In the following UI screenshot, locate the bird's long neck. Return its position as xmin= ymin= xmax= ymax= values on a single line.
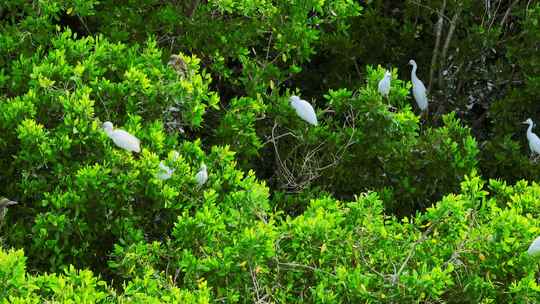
xmin=527 ymin=122 xmax=534 ymax=136
xmin=411 ymin=64 xmax=418 ymax=80
xmin=104 ymin=128 xmax=114 ymax=137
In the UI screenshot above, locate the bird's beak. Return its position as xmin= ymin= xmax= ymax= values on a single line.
xmin=522 ymin=121 xmax=528 ymax=124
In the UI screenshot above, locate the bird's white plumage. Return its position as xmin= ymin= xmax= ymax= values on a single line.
xmin=195 ymin=164 xmax=208 ymax=186
xmin=290 ymin=96 xmax=318 ymax=126
xmin=102 ymin=121 xmax=141 ymax=153
xmin=157 ymin=151 xmax=180 ymax=180
xmin=527 ymin=236 xmax=540 ymax=256
xmin=378 ymin=70 xmax=392 ymax=98
xmin=523 ymin=118 xmax=540 ymax=155
xmin=409 ymin=60 xmax=428 ymax=111
xmin=157 ymin=161 xmax=174 ymax=180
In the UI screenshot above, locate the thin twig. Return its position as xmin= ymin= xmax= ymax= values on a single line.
xmin=393 ymin=224 xmax=435 ymax=284
xmin=276 ymin=261 xmax=337 ymax=278
xmin=488 ymin=0 xmax=503 ymax=31
xmin=270 ymin=121 xmax=296 ymax=187
xmin=442 ymin=209 xmax=476 ymax=270
xmin=262 ymin=131 xmax=296 ymax=146
xmin=265 ymin=32 xmax=273 ymax=62
xmin=249 ymin=264 xmax=268 ymax=304
xmin=500 ymin=0 xmax=520 ymax=27
xmin=409 ymin=0 xmax=452 ymax=22
xmin=77 ymin=16 xmax=92 ymax=35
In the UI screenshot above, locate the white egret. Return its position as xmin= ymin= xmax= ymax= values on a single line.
xmin=195 ymin=163 xmax=208 ymax=186
xmin=157 ymin=161 xmax=174 ymax=180
xmin=408 ymin=60 xmax=428 ymax=112
xmin=156 ymin=151 xmax=180 ymax=180
xmin=378 ymin=70 xmax=392 ymax=98
xmin=527 ymin=236 xmax=540 ymax=256
xmin=523 ymin=119 xmax=540 ymax=157
xmin=102 ymin=121 xmax=141 ymax=153
xmin=290 ymin=96 xmax=318 ymax=126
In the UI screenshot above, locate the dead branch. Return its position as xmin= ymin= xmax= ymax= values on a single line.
xmin=276 ymin=261 xmax=337 ymax=278
xmin=249 ymin=264 xmax=269 ymax=304
xmin=429 ymin=0 xmax=447 ymax=91
xmin=438 ymin=8 xmax=462 ymax=90
xmin=500 ymin=0 xmax=520 ymax=27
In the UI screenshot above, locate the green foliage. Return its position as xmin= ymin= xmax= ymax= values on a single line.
xmin=0 ymin=31 xmax=219 ymax=272
xmin=263 ymin=66 xmax=478 ymax=213
xmin=481 ymin=5 xmax=540 ymax=182
xmin=0 ymin=248 xmax=212 ymax=303
xmin=216 ymin=96 xmax=266 ymax=161
xmin=1 ymin=0 xmax=540 ymax=302
xmin=70 ymin=175 xmax=540 ymax=302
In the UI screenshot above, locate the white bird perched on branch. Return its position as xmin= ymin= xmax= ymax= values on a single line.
xmin=523 ymin=118 xmax=540 ymax=158
xmin=408 ymin=60 xmax=428 ymax=112
xmin=102 ymin=121 xmax=141 ymax=153
xmin=157 ymin=162 xmax=174 ymax=180
xmin=290 ymin=95 xmax=318 ymax=126
xmin=195 ymin=163 xmax=208 ymax=186
xmin=378 ymin=70 xmax=392 ymax=98
xmin=528 ymin=236 xmax=540 ymax=256
xmin=157 ymin=151 xmax=180 ymax=180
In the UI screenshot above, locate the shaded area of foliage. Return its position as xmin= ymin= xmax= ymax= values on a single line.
xmin=1 ymin=0 xmax=540 ymax=302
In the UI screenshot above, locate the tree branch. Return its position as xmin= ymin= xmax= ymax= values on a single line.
xmin=429 ymin=0 xmax=446 ymax=92
xmin=438 ymin=8 xmax=461 ymax=90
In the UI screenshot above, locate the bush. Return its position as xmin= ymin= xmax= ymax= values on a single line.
xmin=258 ymin=66 xmax=478 ymax=214
xmin=0 ymin=31 xmax=218 ymax=272
xmin=0 ymin=248 xmax=213 ymax=303
xmin=481 ymin=5 xmax=540 ymax=183
xmin=2 ymin=1 xmax=540 ymax=302
xmin=117 ymin=174 xmax=540 ymax=302
xmin=3 ymin=174 xmax=534 ymax=302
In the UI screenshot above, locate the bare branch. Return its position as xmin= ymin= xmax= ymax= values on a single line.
xmin=488 ymin=0 xmax=503 ymax=30
xmin=438 ymin=8 xmax=462 ymax=89
xmin=429 ymin=0 xmax=446 ymax=91
xmin=500 ymin=0 xmax=520 ymax=27
xmin=276 ymin=261 xmax=337 ymax=278
xmin=408 ymin=0 xmax=452 ymax=22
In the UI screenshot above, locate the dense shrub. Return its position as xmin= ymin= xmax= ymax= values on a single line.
xmin=1 ymin=0 xmax=540 ymax=302
xmin=0 ymin=31 xmax=218 ymax=273
xmin=0 ymin=248 xmax=213 ymax=303
xmin=255 ymin=67 xmax=478 ymax=214
xmin=481 ymin=5 xmax=540 ymax=182
xmin=3 ymin=175 xmax=540 ymax=302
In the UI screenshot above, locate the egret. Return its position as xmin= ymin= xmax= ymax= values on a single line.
xmin=522 ymin=119 xmax=540 ymax=158
xmin=290 ymin=96 xmax=318 ymax=126
xmin=195 ymin=164 xmax=208 ymax=186
xmin=527 ymin=236 xmax=540 ymax=256
xmin=0 ymin=198 xmax=17 ymax=209
xmin=408 ymin=60 xmax=428 ymax=112
xmin=378 ymin=70 xmax=392 ymax=98
xmin=0 ymin=197 xmax=17 ymax=222
xmin=157 ymin=161 xmax=174 ymax=180
xmin=102 ymin=121 xmax=141 ymax=153
xmin=157 ymin=151 xmax=180 ymax=180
